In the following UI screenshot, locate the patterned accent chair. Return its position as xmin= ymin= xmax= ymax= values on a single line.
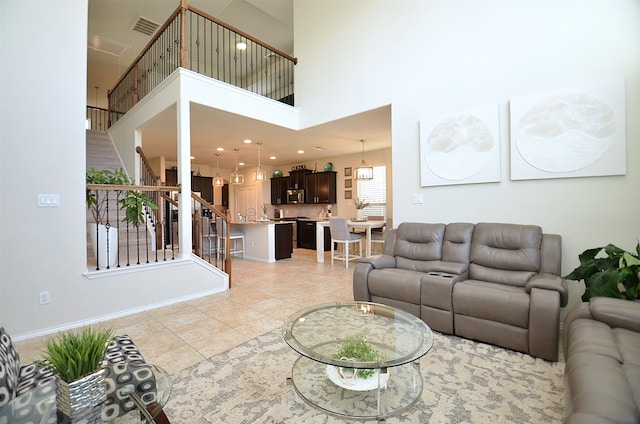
xmin=0 ymin=326 xmax=57 ymax=424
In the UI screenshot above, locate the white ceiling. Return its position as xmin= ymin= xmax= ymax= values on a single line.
xmin=87 ymin=0 xmax=391 ymax=171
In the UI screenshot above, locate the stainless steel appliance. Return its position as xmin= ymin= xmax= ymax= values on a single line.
xmin=287 ymin=189 xmax=305 ymax=204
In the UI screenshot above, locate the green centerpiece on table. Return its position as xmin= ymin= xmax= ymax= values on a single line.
xmin=333 ymin=335 xmax=383 ymax=379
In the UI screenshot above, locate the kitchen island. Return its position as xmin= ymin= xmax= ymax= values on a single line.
xmin=229 ymin=220 xmax=293 ymax=263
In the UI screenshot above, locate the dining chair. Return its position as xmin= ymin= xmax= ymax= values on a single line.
xmin=200 ymin=215 xmax=217 ymax=257
xmin=329 ymin=217 xmax=362 ymax=268
xmin=370 ymin=217 xmax=392 ymax=255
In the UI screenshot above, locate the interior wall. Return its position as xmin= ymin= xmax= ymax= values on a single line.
xmin=295 ymin=0 xmax=640 ymax=316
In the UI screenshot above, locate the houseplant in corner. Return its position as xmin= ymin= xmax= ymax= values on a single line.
xmin=40 ymin=327 xmax=113 ymax=420
xmin=564 ymin=242 xmax=640 ymax=301
xmin=86 ymin=168 xmax=157 ymax=267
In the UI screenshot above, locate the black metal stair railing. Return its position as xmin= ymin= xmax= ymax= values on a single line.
xmin=108 ymin=2 xmax=297 ymax=127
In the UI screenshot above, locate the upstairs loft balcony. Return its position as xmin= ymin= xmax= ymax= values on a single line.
xmin=107 ymin=1 xmax=297 ymax=128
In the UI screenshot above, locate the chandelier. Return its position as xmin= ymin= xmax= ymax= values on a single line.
xmin=229 ymin=148 xmax=245 ymax=185
xmin=213 ymin=153 xmax=224 ymax=186
xmin=253 ymin=142 xmax=266 ymax=182
xmin=355 ymin=139 xmax=373 ymax=180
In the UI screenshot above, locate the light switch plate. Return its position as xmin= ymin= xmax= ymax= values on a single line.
xmin=38 ymin=194 xmax=60 ymax=207
xmin=413 ymin=193 xmax=424 ymax=204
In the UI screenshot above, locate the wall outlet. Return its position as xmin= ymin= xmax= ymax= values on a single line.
xmin=39 ymin=291 xmax=50 ymax=305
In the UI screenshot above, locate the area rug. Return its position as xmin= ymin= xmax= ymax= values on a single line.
xmin=165 ymin=329 xmax=564 ymax=423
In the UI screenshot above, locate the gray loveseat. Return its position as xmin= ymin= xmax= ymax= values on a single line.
xmin=353 ymin=222 xmax=568 ymax=361
xmin=563 ymin=297 xmax=640 ymax=423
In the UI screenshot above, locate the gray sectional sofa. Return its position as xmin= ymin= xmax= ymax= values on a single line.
xmin=353 ymin=222 xmax=568 ymax=361
xmin=563 ymin=297 xmax=640 ymax=423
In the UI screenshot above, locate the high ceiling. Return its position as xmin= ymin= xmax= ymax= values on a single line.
xmin=88 ymin=0 xmax=391 ymax=171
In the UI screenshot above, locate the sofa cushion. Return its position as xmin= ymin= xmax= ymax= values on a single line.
xmin=470 ymin=223 xmax=542 ymax=287
xmin=368 ymin=268 xmax=422 ymax=305
xmin=394 ymin=223 xmax=445 ymax=270
xmin=564 ymin=318 xmax=640 ymax=423
xmin=453 ymin=280 xmax=530 ymax=328
xmin=441 ymin=222 xmax=474 ymax=264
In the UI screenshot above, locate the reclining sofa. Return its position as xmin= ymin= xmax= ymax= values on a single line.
xmin=563 ymin=297 xmax=640 ymax=423
xmin=353 ymin=222 xmax=568 ymax=361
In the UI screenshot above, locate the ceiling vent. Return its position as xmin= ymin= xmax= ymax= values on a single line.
xmin=88 ymin=34 xmax=130 ymax=57
xmin=132 ymin=16 xmax=161 ymax=36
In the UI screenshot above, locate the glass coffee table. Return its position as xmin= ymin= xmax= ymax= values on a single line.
xmin=282 ymin=301 xmax=433 ymax=421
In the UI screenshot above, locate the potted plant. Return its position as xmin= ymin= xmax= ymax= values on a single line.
xmin=86 ymin=168 xmax=157 ymax=267
xmin=564 ymin=242 xmax=640 ymax=301
xmin=332 ymin=335 xmax=383 ymax=380
xmin=353 ymin=197 xmax=370 ymax=221
xmin=39 ymin=327 xmax=113 ymax=419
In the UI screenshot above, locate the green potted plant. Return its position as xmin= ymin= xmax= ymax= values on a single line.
xmin=333 ymin=335 xmax=383 ymax=379
xmin=564 ymin=242 xmax=640 ymax=301
xmin=40 ymin=327 xmax=113 ymax=419
xmin=86 ymin=168 xmax=157 ymax=267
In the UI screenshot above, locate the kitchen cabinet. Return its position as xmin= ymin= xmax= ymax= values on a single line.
xmin=297 ymin=220 xmax=331 ymax=250
xmin=289 ymin=170 xmax=311 ymax=189
xmin=166 ymin=169 xmax=213 ymax=203
xmin=275 ymin=223 xmax=293 ymax=260
xmin=305 ymin=171 xmax=336 ymax=204
xmin=270 ymin=176 xmax=290 ymax=205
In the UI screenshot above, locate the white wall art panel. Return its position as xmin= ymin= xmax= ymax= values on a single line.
xmin=420 ymin=104 xmax=501 ymax=187
xmin=510 ymin=78 xmax=626 ymax=180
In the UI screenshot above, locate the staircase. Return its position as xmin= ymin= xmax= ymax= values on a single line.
xmin=86 ymin=130 xmax=157 ymax=269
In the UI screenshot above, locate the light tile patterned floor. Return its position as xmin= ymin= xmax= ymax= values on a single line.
xmin=15 ymin=248 xmax=355 ymax=375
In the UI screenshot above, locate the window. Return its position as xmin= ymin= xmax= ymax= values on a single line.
xmin=356 ymin=165 xmax=387 ymax=217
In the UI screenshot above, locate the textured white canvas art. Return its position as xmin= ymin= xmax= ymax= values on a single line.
xmin=420 ymin=104 xmax=501 ymax=187
xmin=510 ymin=78 xmax=626 ymax=180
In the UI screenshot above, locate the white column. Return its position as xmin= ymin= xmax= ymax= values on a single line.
xmin=177 ymin=97 xmax=192 ymax=258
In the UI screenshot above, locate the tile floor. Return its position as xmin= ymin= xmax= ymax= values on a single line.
xmin=15 ymin=249 xmax=355 ymax=376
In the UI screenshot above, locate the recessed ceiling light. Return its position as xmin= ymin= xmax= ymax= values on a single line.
xmin=237 ymin=41 xmax=247 ymax=50
xmin=297 ymin=150 xmax=304 ymax=154
xmin=243 ymin=139 xmax=252 ymax=144
xmin=216 ymin=147 xmax=224 ymax=151
xmin=313 ymin=146 xmax=327 ymax=151
xmin=269 ymin=156 xmax=276 ymax=160
xmin=239 ymin=162 xmax=245 ymax=166
xmin=190 ymin=156 xmax=195 ymax=160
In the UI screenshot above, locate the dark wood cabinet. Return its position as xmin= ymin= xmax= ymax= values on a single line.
xmin=289 ymin=170 xmax=311 ymax=189
xmin=305 ymin=171 xmax=336 ymax=204
xmin=275 ymin=223 xmax=293 ymax=260
xmin=221 ymin=184 xmax=229 ymax=207
xmin=166 ymin=169 xmax=213 ymax=203
xmin=270 ymin=176 xmax=290 ymax=205
xmin=297 ymin=221 xmax=331 ymax=250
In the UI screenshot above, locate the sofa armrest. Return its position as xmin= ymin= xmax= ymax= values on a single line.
xmin=589 ymin=297 xmax=640 ymax=332
xmin=358 ymin=254 xmax=396 ymax=269
xmin=526 ymin=273 xmax=568 ymax=307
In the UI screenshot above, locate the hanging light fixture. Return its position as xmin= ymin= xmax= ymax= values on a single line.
xmin=355 ymin=139 xmax=373 ymax=180
xmin=253 ymin=142 xmax=266 ymax=182
xmin=213 ymin=153 xmax=224 ymax=186
xmin=229 ymin=148 xmax=245 ymax=185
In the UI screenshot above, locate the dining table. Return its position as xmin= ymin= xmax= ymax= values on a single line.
xmin=316 ymin=219 xmax=387 ymax=262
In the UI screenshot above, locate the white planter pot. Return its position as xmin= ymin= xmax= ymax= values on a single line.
xmin=89 ymin=223 xmax=118 ymax=268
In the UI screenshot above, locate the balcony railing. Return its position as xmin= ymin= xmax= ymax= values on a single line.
xmin=108 ymin=1 xmax=297 ymax=127
xmin=86 ymin=106 xmax=110 ymax=131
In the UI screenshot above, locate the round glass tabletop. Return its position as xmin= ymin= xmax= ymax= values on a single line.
xmin=282 ymin=301 xmax=433 ymax=370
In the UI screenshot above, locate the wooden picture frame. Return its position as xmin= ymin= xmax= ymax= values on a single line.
xmin=344 ymin=167 xmax=352 ymax=177
xmin=345 ymin=190 xmax=352 ymax=199
xmin=344 ymin=179 xmax=352 ymax=188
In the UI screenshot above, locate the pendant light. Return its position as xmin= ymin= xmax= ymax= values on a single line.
xmin=229 ymin=148 xmax=245 ymax=185
xmin=355 ymin=139 xmax=373 ymax=180
xmin=213 ymin=153 xmax=224 ymax=186
xmin=253 ymin=142 xmax=266 ymax=182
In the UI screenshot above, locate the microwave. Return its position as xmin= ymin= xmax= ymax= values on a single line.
xmin=287 ymin=189 xmax=305 ymax=204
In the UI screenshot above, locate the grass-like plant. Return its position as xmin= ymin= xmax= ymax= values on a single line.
xmin=40 ymin=327 xmax=113 ymax=383
xmin=333 ymin=335 xmax=383 ymax=379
